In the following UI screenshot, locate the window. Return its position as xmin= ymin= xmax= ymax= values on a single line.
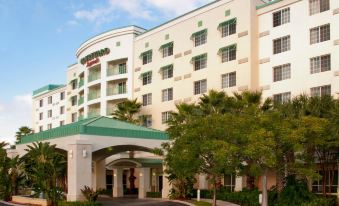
xmin=273 ymin=64 xmax=291 ymax=82
xmin=39 ymin=126 xmax=43 ymax=132
xmin=48 ymin=110 xmax=52 ymax=118
xmin=222 ymin=72 xmax=236 ymax=88
xmin=48 ymin=96 xmax=52 ymax=104
xmin=162 ymin=88 xmax=173 ymax=102
xmin=60 ymin=92 xmax=65 ymax=100
xmin=60 ymin=121 xmax=64 ymax=126
xmin=193 ymin=30 xmax=207 ymax=47
xmin=220 ymin=18 xmax=236 ymax=37
xmin=309 ymin=0 xmax=330 ymax=15
xmin=39 ymin=99 xmax=43 ymax=107
xmin=310 ymin=85 xmax=331 ymax=97
xmin=118 ymin=82 xmax=127 ymax=94
xmin=71 ymin=113 xmax=77 ymax=123
xmin=141 ymin=50 xmax=152 ymax=65
xmin=39 ymin=112 xmax=43 ymax=120
xmin=142 ymin=72 xmax=152 ymax=85
xmin=141 ymin=115 xmax=152 ymax=127
xmin=60 ymin=106 xmax=65 ymax=115
xmin=194 ymin=79 xmax=207 ymax=95
xmin=142 ymin=93 xmax=152 ymax=106
xmin=47 ymin=124 xmax=52 ymax=130
xmin=71 ymin=96 xmax=77 ymax=106
xmin=118 ymin=63 xmax=127 ymax=74
xmin=224 ymin=174 xmax=236 ymax=192
xmin=310 ymin=24 xmax=330 ymax=44
xmin=162 ymin=43 xmax=173 ymax=58
xmin=310 ymin=54 xmax=331 ymax=74
xmin=193 ymin=54 xmax=207 ymax=71
xmin=312 ymin=170 xmax=338 ymax=193
xmin=273 ymin=35 xmax=290 ymax=54
xmin=162 ymin=65 xmax=173 ymax=79
xmin=162 ymin=111 xmax=172 ymax=124
xmin=71 ymin=80 xmax=77 ymax=90
xmin=273 ymin=92 xmax=291 ymax=104
xmin=273 ymin=8 xmax=290 ymax=27
xmin=220 ymin=45 xmax=237 ymax=63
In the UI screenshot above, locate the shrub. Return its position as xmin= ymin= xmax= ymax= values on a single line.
xmin=217 ymin=189 xmax=260 ymax=206
xmin=58 ymin=201 xmax=101 ymax=206
xmin=146 ymin=192 xmax=162 ymax=198
xmin=80 ymin=186 xmax=103 ymax=203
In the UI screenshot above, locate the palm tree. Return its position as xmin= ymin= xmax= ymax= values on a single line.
xmin=112 ymin=99 xmax=142 ymax=123
xmin=15 ymin=126 xmax=33 ymax=144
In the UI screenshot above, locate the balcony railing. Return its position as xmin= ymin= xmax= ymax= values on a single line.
xmin=107 ymin=86 xmax=127 ymax=96
xmin=107 ymin=64 xmax=127 ymax=76
xmin=88 ymin=91 xmax=101 ymax=101
xmin=78 ymin=96 xmax=84 ymax=105
xmin=88 ymin=73 xmax=101 ymax=83
xmin=78 ymin=79 xmax=84 ymax=88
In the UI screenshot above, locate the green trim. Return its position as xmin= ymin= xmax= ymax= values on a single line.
xmin=159 ymin=42 xmax=173 ymax=50
xmin=69 ymin=79 xmax=77 ymax=84
xmin=139 ymin=71 xmax=152 ymax=79
xmin=256 ymin=0 xmax=282 ymax=10
xmin=18 ymin=116 xmax=168 ymax=145
xmin=218 ymin=44 xmax=237 ymax=54
xmin=191 ymin=53 xmax=207 ymax=62
xmin=139 ymin=49 xmax=152 ymax=58
xmin=33 ymin=85 xmax=65 ymax=96
xmin=159 ymin=64 xmax=173 ymax=72
xmin=191 ymin=29 xmax=207 ymax=38
xmin=218 ymin=18 xmax=237 ymax=28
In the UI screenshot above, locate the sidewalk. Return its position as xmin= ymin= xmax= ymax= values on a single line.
xmin=195 ymin=198 xmax=240 ymax=206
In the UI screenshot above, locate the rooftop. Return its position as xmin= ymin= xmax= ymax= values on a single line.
xmin=19 ymin=116 xmax=169 ymax=145
xmin=33 ymin=84 xmax=65 ymax=97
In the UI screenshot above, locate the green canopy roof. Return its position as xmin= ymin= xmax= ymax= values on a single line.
xmin=139 ymin=49 xmax=152 ymax=58
xmin=159 ymin=42 xmax=173 ymax=50
xmin=191 ymin=53 xmax=207 ymax=62
xmin=18 ymin=116 xmax=168 ymax=145
xmin=218 ymin=44 xmax=237 ymax=54
xmin=159 ymin=64 xmax=173 ymax=72
xmin=218 ymin=18 xmax=237 ymax=28
xmin=191 ymin=29 xmax=207 ymax=38
xmin=139 ymin=71 xmax=152 ymax=79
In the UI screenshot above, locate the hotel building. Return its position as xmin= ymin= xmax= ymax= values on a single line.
xmin=30 ymin=0 xmax=339 ymax=196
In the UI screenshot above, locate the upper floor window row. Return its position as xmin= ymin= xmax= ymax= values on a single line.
xmin=140 ymin=71 xmax=152 ymax=85
xmin=192 ymin=53 xmax=207 ymax=71
xmin=160 ymin=42 xmax=173 ymax=58
xmin=160 ymin=64 xmax=173 ymax=80
xmin=310 ymin=85 xmax=331 ymax=97
xmin=192 ymin=29 xmax=207 ymax=47
xmin=310 ymin=24 xmax=330 ymax=45
xmin=309 ymin=0 xmax=330 ymax=15
xmin=310 ymin=54 xmax=331 ymax=74
xmin=140 ymin=50 xmax=152 ymax=65
xmin=273 ymin=8 xmax=290 ymax=27
xmin=273 ymin=35 xmax=290 ymax=54
xmin=273 ymin=63 xmax=291 ymax=82
xmin=218 ymin=18 xmax=237 ymax=37
xmin=219 ymin=44 xmax=237 ymax=63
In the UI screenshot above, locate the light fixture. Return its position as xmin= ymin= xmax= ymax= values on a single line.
xmin=152 ymin=172 xmax=156 ymax=176
xmin=140 ymin=173 xmax=143 ymax=177
xmin=69 ymin=150 xmax=73 ymax=159
xmin=83 ymin=149 xmax=87 ymax=158
xmin=113 ymin=174 xmax=117 ymax=177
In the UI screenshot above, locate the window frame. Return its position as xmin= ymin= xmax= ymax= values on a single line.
xmin=273 ymin=8 xmax=290 ymax=27
xmin=222 ymin=72 xmax=236 ymax=88
xmin=273 ymin=92 xmax=291 ymax=104
xmin=273 ymin=35 xmax=291 ymax=54
xmin=194 ymin=79 xmax=207 ymax=95
xmin=273 ymin=63 xmax=291 ymax=82
xmin=162 ymin=88 xmax=173 ymax=102
xmin=142 ymin=93 xmax=152 ymax=106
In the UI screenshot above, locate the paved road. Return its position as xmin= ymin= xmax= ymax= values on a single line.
xmin=99 ymin=197 xmax=187 ymax=206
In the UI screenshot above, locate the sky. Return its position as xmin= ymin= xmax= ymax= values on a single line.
xmin=0 ymin=0 xmax=213 ymax=144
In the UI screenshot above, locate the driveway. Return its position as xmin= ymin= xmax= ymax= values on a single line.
xmin=99 ymin=197 xmax=187 ymax=206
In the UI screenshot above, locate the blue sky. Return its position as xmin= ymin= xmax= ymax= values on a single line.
xmin=0 ymin=0 xmax=212 ymax=143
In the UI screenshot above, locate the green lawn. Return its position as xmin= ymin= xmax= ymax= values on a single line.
xmin=186 ymin=200 xmax=212 ymax=206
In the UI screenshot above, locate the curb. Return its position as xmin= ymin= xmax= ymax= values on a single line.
xmin=170 ymin=200 xmax=195 ymax=206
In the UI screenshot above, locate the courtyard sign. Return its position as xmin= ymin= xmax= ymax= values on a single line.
xmin=80 ymin=48 xmax=110 ymax=66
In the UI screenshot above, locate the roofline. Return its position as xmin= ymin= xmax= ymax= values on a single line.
xmin=33 ymin=85 xmax=66 ymax=98
xmin=68 ymin=62 xmax=78 ymax=68
xmin=256 ymin=0 xmax=282 ymax=10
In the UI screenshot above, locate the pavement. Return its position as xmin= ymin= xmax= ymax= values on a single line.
xmin=195 ymin=198 xmax=240 ymax=206
xmin=99 ymin=197 xmax=188 ymax=206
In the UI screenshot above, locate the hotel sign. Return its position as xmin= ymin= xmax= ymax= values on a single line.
xmin=80 ymin=48 xmax=110 ymax=67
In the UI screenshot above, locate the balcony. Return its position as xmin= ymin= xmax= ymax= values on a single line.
xmin=107 ymin=63 xmax=127 ymax=76
xmin=107 ymin=83 xmax=127 ymax=96
xmin=88 ymin=91 xmax=101 ymax=101
xmin=78 ymin=79 xmax=84 ymax=88
xmin=78 ymin=96 xmax=84 ymax=105
xmin=88 ymin=73 xmax=101 ymax=83
xmin=88 ymin=111 xmax=100 ymax=118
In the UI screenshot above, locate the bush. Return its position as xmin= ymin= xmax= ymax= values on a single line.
xmin=146 ymin=192 xmax=162 ymax=198
xmin=217 ymin=189 xmax=260 ymax=206
xmin=58 ymin=201 xmax=101 ymax=206
xmin=80 ymin=186 xmax=103 ymax=203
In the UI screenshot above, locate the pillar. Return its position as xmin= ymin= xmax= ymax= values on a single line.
xmin=139 ymin=168 xmax=151 ymax=199
xmin=162 ymin=165 xmax=171 ymax=199
xmin=67 ymin=144 xmax=92 ymax=201
xmin=113 ymin=168 xmax=123 ymax=197
xmin=234 ymin=175 xmax=245 ymax=192
xmin=93 ymin=159 xmax=106 ymax=190
xmin=198 ymin=174 xmax=208 ymax=189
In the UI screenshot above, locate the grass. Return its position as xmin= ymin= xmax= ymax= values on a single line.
xmin=186 ymin=200 xmax=212 ymax=206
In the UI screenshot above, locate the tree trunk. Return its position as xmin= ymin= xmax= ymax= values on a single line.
xmin=213 ymin=181 xmax=217 ymax=206
xmin=261 ymin=170 xmax=268 ymax=206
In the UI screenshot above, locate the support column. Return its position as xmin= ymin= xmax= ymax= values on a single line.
xmin=93 ymin=159 xmax=106 ymax=190
xmin=198 ymin=174 xmax=208 ymax=189
xmin=234 ymin=175 xmax=245 ymax=192
xmin=113 ymin=168 xmax=123 ymax=197
xmin=139 ymin=168 xmax=151 ymax=199
xmin=162 ymin=165 xmax=171 ymax=199
xmin=67 ymin=144 xmax=92 ymax=201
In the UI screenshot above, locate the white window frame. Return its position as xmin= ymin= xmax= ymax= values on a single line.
xmin=310 ymin=85 xmax=331 ymax=97
xmin=194 ymin=33 xmax=207 ymax=47
xmin=194 ymin=79 xmax=207 ymax=95
xmin=310 ymin=24 xmax=330 ymax=45
xmin=142 ymin=93 xmax=152 ymax=106
xmin=309 ymin=0 xmax=330 ymax=15
xmin=273 ymin=92 xmax=291 ymax=104
xmin=273 ymin=8 xmax=290 ymax=27
xmin=162 ymin=88 xmax=173 ymax=102
xmin=162 ymin=111 xmax=172 ymax=124
xmin=310 ymin=54 xmax=331 ymax=74
xmin=222 ymin=72 xmax=236 ymax=88
xmin=273 ymin=64 xmax=291 ymax=82
xmin=273 ymin=35 xmax=290 ymax=54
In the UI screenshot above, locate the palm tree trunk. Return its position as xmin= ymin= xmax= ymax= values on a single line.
xmin=261 ymin=170 xmax=268 ymax=206
xmin=213 ymin=182 xmax=217 ymax=206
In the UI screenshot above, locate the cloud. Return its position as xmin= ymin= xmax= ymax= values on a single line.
xmin=73 ymin=0 xmax=214 ymax=26
xmin=57 ymin=20 xmax=80 ymax=33
xmin=0 ymin=94 xmax=32 ymax=145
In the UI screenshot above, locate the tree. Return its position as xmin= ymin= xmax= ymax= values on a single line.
xmin=15 ymin=126 xmax=33 ymax=144
xmin=111 ymin=99 xmax=142 ymax=123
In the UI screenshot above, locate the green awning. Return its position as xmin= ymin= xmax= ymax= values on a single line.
xmin=218 ymin=18 xmax=237 ymax=28
xmin=159 ymin=42 xmax=173 ymax=50
xmin=191 ymin=53 xmax=207 ymax=62
xmin=139 ymin=50 xmax=152 ymax=58
xmin=69 ymin=79 xmax=77 ymax=84
xmin=191 ymin=29 xmax=207 ymax=38
xmin=139 ymin=71 xmax=152 ymax=79
xmin=218 ymin=44 xmax=237 ymax=54
xmin=159 ymin=64 xmax=173 ymax=72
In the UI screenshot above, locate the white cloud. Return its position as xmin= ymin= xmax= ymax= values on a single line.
xmin=0 ymin=94 xmax=32 ymax=145
xmin=73 ymin=0 xmax=214 ymax=25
